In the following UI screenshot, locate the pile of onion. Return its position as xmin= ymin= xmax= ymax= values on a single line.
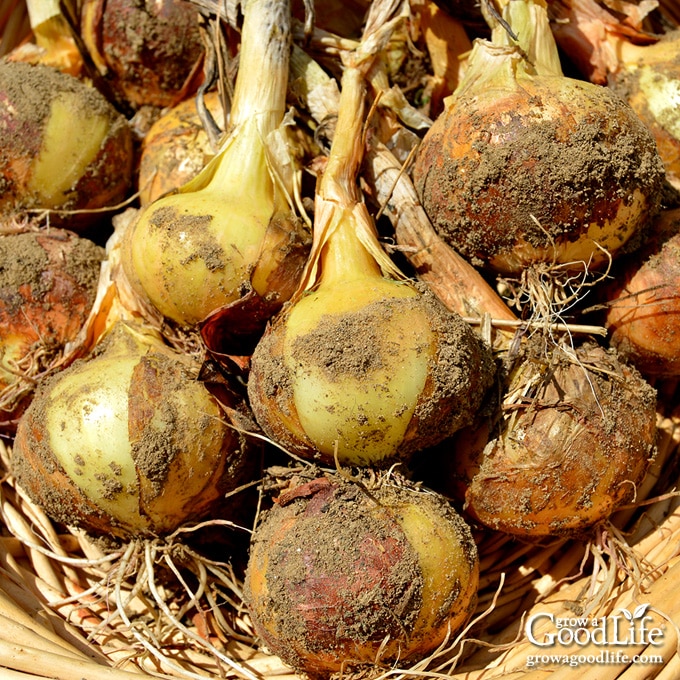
xmin=412 ymin=0 xmax=665 ymax=276
xmin=247 ymin=46 xmax=495 ymax=468
xmin=122 ymin=0 xmax=310 ymax=329
xmin=244 ymin=472 xmax=479 ymax=675
xmin=0 ymin=227 xmax=104 ymax=431
xmin=0 ymin=60 xmax=133 ymax=231
xmin=11 ymin=321 xmax=257 ymax=538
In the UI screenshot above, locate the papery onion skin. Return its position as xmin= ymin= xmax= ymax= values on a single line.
xmin=80 ymin=0 xmax=204 ymax=110
xmin=0 ymin=227 xmax=104 ymax=430
xmin=604 ymin=208 xmax=680 ymax=378
xmin=443 ymin=341 xmax=657 ymax=538
xmin=11 ymin=322 xmax=256 ymax=538
xmin=247 ymin=283 xmax=495 ymax=467
xmin=0 ymin=61 xmax=133 ymax=230
xmin=412 ymin=43 xmax=664 ymax=274
xmin=244 ymin=475 xmax=479 ymax=675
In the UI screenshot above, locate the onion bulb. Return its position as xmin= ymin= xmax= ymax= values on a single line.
xmin=122 ymin=0 xmax=310 ymax=327
xmin=11 ymin=321 xmax=256 ymax=538
xmin=550 ymin=0 xmax=680 ymax=190
xmin=0 ymin=227 xmax=104 ymax=431
xmin=79 ymin=0 xmax=204 ymax=110
xmin=244 ymin=473 xmax=479 ymax=675
xmin=138 ymin=91 xmax=226 ymax=206
xmin=0 ymin=61 xmax=133 ymax=230
xmin=412 ymin=0 xmax=664 ymax=275
xmin=604 ymin=208 xmax=680 ymax=378
xmin=443 ymin=340 xmax=657 ymax=538
xmin=247 ymin=60 xmax=495 ymax=467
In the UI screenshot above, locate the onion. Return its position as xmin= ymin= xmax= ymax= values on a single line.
xmin=604 ymin=208 xmax=680 ymax=378
xmin=412 ymin=0 xmax=664 ymax=275
xmin=122 ymin=0 xmax=310 ymax=328
xmin=247 ymin=56 xmax=495 ymax=467
xmin=11 ymin=321 xmax=256 ymax=538
xmin=0 ymin=61 xmax=134 ymax=231
xmin=244 ymin=473 xmax=479 ymax=675
xmin=79 ymin=0 xmax=204 ymax=110
xmin=0 ymin=227 xmax=104 ymax=431
xmin=439 ymin=338 xmax=658 ymax=538
xmin=550 ymin=0 xmax=680 ymax=190
xmin=137 ymin=90 xmax=226 ymax=206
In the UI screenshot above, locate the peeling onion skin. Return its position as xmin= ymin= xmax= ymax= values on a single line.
xmin=244 ymin=475 xmax=479 ymax=675
xmin=11 ymin=322 xmax=256 ymax=539
xmin=604 ymin=208 xmax=680 ymax=378
xmin=0 ymin=228 xmax=104 ymax=430
xmin=412 ymin=42 xmax=665 ymax=274
xmin=0 ymin=61 xmax=133 ymax=231
xmin=443 ymin=342 xmax=657 ymax=538
xmin=247 ymin=284 xmax=496 ymax=467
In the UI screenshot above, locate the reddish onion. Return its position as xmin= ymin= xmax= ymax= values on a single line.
xmin=244 ymin=474 xmax=479 ymax=675
xmin=604 ymin=208 xmax=680 ymax=378
xmin=412 ymin=0 xmax=664 ymax=275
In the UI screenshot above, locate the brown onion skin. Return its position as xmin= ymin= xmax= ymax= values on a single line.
xmin=80 ymin=0 xmax=204 ymax=110
xmin=441 ymin=342 xmax=657 ymax=538
xmin=0 ymin=228 xmax=104 ymax=430
xmin=604 ymin=209 xmax=680 ymax=378
xmin=244 ymin=475 xmax=479 ymax=675
xmin=412 ymin=70 xmax=664 ymax=274
xmin=0 ymin=61 xmax=133 ymax=231
xmin=138 ymin=91 xmax=225 ymax=206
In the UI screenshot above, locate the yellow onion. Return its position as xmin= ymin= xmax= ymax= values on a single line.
xmin=244 ymin=473 xmax=479 ymax=675
xmin=0 ymin=227 xmax=104 ymax=431
xmin=247 ymin=62 xmax=495 ymax=468
xmin=551 ymin=0 xmax=680 ymax=190
xmin=441 ymin=340 xmax=657 ymax=538
xmin=122 ymin=0 xmax=310 ymax=328
xmin=412 ymin=0 xmax=664 ymax=275
xmin=79 ymin=0 xmax=204 ymax=110
xmin=137 ymin=90 xmax=226 ymax=206
xmin=0 ymin=61 xmax=133 ymax=231
xmin=11 ymin=321 xmax=256 ymax=538
xmin=604 ymin=208 xmax=680 ymax=378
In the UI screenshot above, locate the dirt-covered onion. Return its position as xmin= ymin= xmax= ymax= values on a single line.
xmin=247 ymin=60 xmax=495 ymax=468
xmin=604 ymin=208 xmax=680 ymax=378
xmin=441 ymin=340 xmax=657 ymax=538
xmin=244 ymin=474 xmax=479 ymax=675
xmin=0 ymin=227 xmax=104 ymax=430
xmin=412 ymin=0 xmax=664 ymax=275
xmin=79 ymin=0 xmax=204 ymax=110
xmin=11 ymin=321 xmax=256 ymax=538
xmin=0 ymin=61 xmax=133 ymax=230
xmin=122 ymin=0 xmax=310 ymax=328
xmin=550 ymin=0 xmax=680 ymax=189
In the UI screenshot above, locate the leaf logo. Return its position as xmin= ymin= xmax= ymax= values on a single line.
xmin=620 ymin=604 xmax=651 ymax=620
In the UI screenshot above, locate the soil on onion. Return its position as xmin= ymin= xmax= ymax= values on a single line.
xmin=249 ymin=284 xmax=495 ymax=464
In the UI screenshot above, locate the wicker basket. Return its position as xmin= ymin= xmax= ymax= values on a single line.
xmin=1 ymin=397 xmax=679 ymax=680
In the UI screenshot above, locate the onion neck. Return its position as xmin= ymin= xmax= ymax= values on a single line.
xmin=229 ymin=0 xmax=291 ymax=134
